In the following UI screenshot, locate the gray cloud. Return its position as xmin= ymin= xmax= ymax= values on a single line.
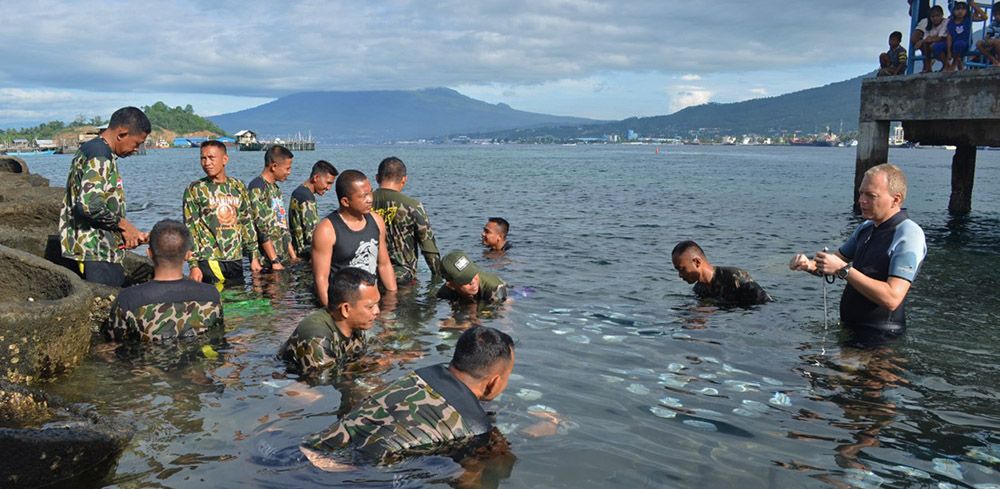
xmin=0 ymin=0 xmax=908 ymax=98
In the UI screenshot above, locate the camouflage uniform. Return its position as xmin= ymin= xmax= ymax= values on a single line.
xmin=305 ymin=363 xmax=493 ymax=463
xmin=279 ymin=309 xmax=368 ymax=375
xmin=247 ymin=176 xmax=292 ymax=267
xmin=372 ymin=188 xmax=441 ymax=282
xmin=693 ymin=266 xmax=773 ymax=307
xmin=288 ymin=184 xmax=318 ymax=257
xmin=437 ymin=271 xmax=507 ymax=304
xmin=104 ymin=279 xmax=223 ymax=342
xmin=58 ymin=137 xmax=127 ymax=264
xmin=182 ymin=176 xmax=259 ymax=268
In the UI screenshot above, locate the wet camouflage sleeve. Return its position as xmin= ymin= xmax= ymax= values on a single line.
xmin=106 ymin=300 xmax=222 ymax=342
xmin=249 ymin=184 xmax=277 ymax=248
xmin=289 ymin=196 xmax=318 ymax=256
xmin=283 ymin=331 xmax=367 ymax=375
xmin=237 ymin=181 xmax=259 ymax=260
xmin=735 ymin=274 xmax=773 ymax=306
xmin=182 ymin=183 xmax=210 ymax=265
xmin=306 ymin=372 xmax=478 ymax=462
xmin=413 ymin=203 xmax=442 ymax=277
xmin=59 ymin=153 xmax=126 ymax=263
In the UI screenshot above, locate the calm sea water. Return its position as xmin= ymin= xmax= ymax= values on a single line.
xmin=26 ymin=144 xmax=1000 ymax=488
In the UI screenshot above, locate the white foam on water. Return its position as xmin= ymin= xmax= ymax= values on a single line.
xmin=649 ymin=406 xmax=677 ymax=419
xmin=732 ymin=408 xmax=759 ymax=417
xmin=516 ymin=388 xmax=543 ymax=401
xmin=567 ymin=335 xmax=591 ymax=344
xmin=842 ymin=468 xmax=885 ymax=489
xmin=659 ymin=396 xmax=683 ymax=408
xmin=768 ymin=392 xmax=792 ymax=407
xmin=495 ymin=422 xmax=519 ymax=435
xmin=932 ymin=458 xmax=963 ymax=480
xmin=968 ymin=448 xmax=1000 ymax=464
xmin=762 ymin=377 xmax=784 ymax=386
xmin=602 ymin=335 xmax=627 ymax=343
xmin=890 ymin=465 xmax=930 ymax=479
xmin=527 ymin=404 xmax=558 ymax=415
xmin=722 ymin=363 xmax=751 ymax=375
xmin=552 ymin=328 xmax=574 ymax=335
xmin=682 ymin=420 xmax=718 ymax=431
xmin=699 ymin=387 xmax=719 ymax=396
xmin=627 ymin=383 xmax=650 ymax=395
xmin=698 ymin=373 xmax=718 ymax=379
xmin=658 ymin=375 xmax=689 ymax=389
xmin=600 ymin=374 xmax=624 ymax=383
xmin=671 ymin=333 xmax=692 ymax=339
xmin=548 ymin=308 xmax=573 ymax=314
xmin=742 ymin=399 xmax=769 ymax=412
xmin=702 ymin=356 xmax=720 ymax=364
xmin=667 ymin=363 xmax=686 ymax=372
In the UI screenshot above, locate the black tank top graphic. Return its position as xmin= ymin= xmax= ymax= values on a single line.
xmin=327 ymin=212 xmax=380 ymax=275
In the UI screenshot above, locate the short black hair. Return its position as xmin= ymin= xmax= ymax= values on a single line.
xmin=451 ymin=326 xmax=515 ymax=380
xmin=890 ymin=31 xmax=903 ymax=42
xmin=953 ymin=1 xmax=968 ymax=9
xmin=335 ymin=169 xmax=369 ymax=201
xmin=200 ymin=139 xmax=227 ymax=154
xmin=149 ymin=219 xmax=192 ymax=266
xmin=930 ymin=5 xmax=944 ymax=15
xmin=376 ymin=156 xmax=407 ymax=183
xmin=328 ymin=267 xmax=377 ymax=311
xmin=671 ymin=240 xmax=705 ymax=259
xmin=311 ymin=160 xmax=338 ymax=178
xmin=488 ymin=217 xmax=509 ymax=237
xmin=108 ymin=106 xmax=151 ymax=135
xmin=264 ymin=144 xmax=294 ymax=166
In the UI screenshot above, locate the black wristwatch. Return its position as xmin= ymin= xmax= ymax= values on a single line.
xmin=836 ymin=264 xmax=852 ymax=280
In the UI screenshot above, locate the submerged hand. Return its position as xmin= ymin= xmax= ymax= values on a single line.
xmin=789 ymin=253 xmax=813 ymax=272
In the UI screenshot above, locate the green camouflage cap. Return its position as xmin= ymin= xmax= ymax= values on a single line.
xmin=441 ymin=250 xmax=480 ymax=285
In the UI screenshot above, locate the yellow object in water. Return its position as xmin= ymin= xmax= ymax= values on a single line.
xmin=201 ymin=344 xmax=219 ymax=360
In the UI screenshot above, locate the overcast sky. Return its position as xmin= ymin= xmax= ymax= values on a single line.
xmin=0 ymin=0 xmax=914 ymax=127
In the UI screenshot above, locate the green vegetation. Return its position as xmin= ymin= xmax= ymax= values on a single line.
xmin=0 ymin=102 xmax=225 ymax=142
xmin=142 ymin=102 xmax=226 ymax=135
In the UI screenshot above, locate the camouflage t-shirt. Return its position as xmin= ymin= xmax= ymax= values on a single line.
xmin=288 ymin=184 xmax=318 ymax=257
xmin=247 ymin=175 xmax=291 ymax=267
xmin=105 ymin=279 xmax=223 ymax=342
xmin=58 ymin=137 xmax=127 ymax=263
xmin=182 ymin=176 xmax=259 ymax=265
xmin=436 ymin=271 xmax=507 ymax=304
xmin=305 ymin=364 xmax=492 ymax=463
xmin=372 ymin=188 xmax=441 ymax=282
xmin=278 ymin=309 xmax=368 ymax=375
xmin=692 ymin=266 xmax=773 ymax=307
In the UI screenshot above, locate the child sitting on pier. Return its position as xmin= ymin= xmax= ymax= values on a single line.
xmin=915 ymin=5 xmax=949 ymax=72
xmin=878 ymin=31 xmax=908 ymax=76
xmin=975 ymin=3 xmax=1000 ymax=66
xmin=943 ymin=1 xmax=988 ymax=71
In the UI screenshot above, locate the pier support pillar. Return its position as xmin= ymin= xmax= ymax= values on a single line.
xmin=948 ymin=145 xmax=976 ymax=216
xmin=853 ymin=121 xmax=889 ymax=214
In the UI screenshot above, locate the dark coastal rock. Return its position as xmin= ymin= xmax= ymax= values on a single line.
xmin=0 ymin=381 xmax=134 ymax=489
xmin=0 ymin=245 xmax=95 ymax=384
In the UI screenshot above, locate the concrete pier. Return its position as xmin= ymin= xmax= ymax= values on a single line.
xmin=855 ymin=70 xmax=1000 ymax=215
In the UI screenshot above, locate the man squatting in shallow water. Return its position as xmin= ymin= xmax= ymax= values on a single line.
xmin=105 ymin=219 xmax=222 ymax=342
xmin=59 ymin=106 xmax=150 ymax=287
xmin=790 ymin=163 xmax=927 ymax=341
xmin=671 ymin=240 xmax=772 ymax=307
xmin=299 ymin=325 xmax=502 ymax=465
xmin=248 ymin=145 xmax=298 ymax=270
xmin=279 ymin=267 xmax=380 ymax=376
xmin=372 ymin=156 xmax=443 ymax=283
xmin=289 ymin=160 xmax=338 ymax=259
xmin=183 ymin=140 xmax=261 ymax=285
xmin=312 ymin=169 xmax=397 ymax=308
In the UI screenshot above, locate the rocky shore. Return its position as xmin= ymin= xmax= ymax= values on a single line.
xmin=0 ymin=155 xmax=150 ymax=487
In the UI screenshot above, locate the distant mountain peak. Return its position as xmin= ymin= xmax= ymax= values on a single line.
xmin=210 ymin=88 xmax=602 ymax=143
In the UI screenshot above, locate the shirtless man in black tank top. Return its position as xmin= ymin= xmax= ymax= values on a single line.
xmin=312 ymin=170 xmax=397 ymax=307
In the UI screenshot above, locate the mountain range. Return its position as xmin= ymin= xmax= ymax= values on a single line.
xmin=210 ymin=73 xmax=872 ymax=143
xmin=210 ymin=88 xmax=600 ymax=144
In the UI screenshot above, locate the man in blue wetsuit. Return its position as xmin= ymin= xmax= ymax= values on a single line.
xmin=791 ymin=163 xmax=927 ymax=337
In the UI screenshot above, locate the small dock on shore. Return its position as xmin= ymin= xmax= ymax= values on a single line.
xmin=855 ymin=69 xmax=1000 ymax=215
